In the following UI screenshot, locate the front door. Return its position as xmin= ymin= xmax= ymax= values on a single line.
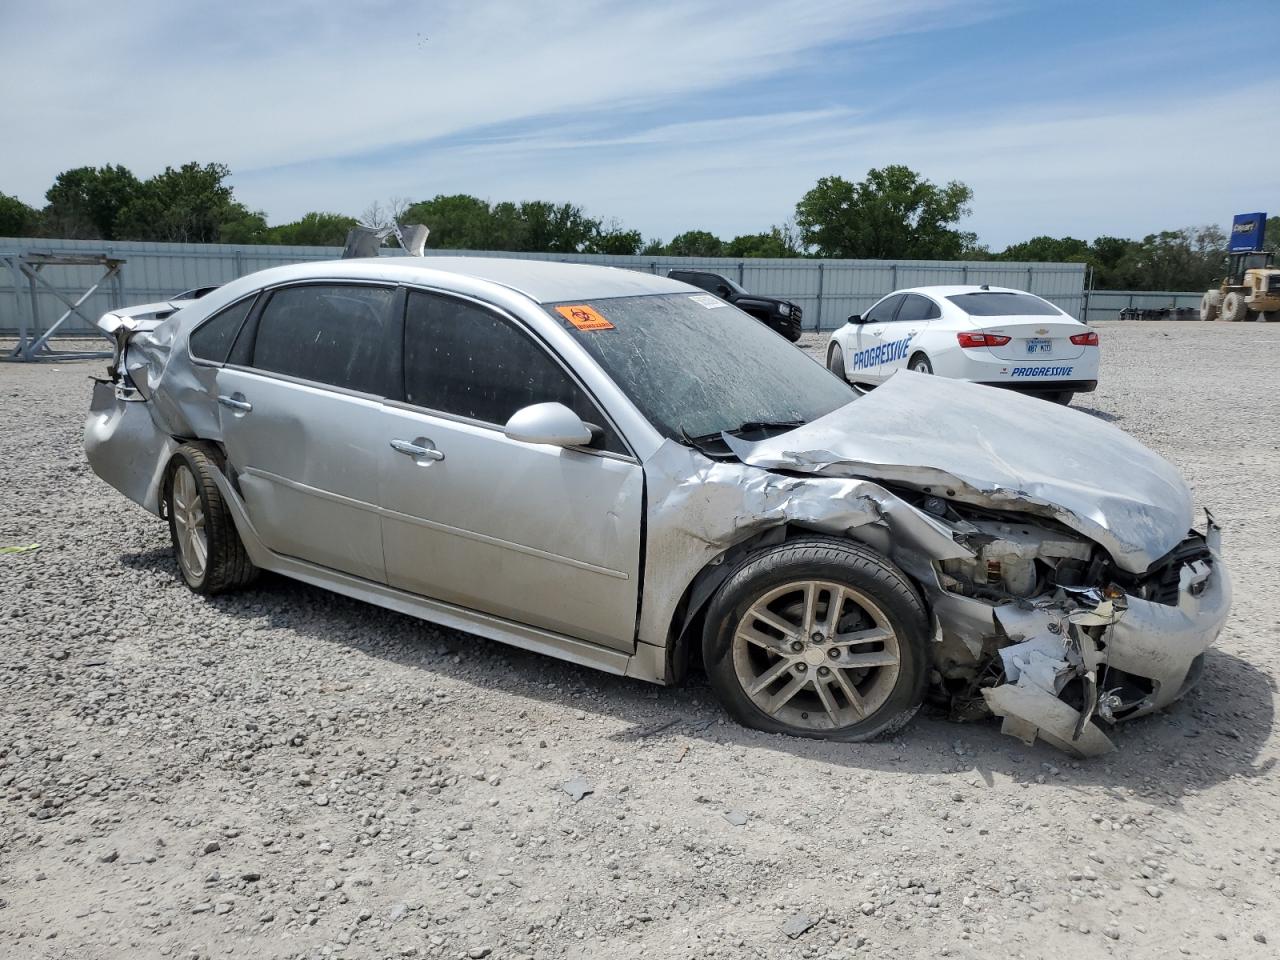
xmin=215 ymin=282 xmax=397 ymax=582
xmin=848 ymin=293 xmax=903 ymax=383
xmin=378 ymin=290 xmax=643 ymax=651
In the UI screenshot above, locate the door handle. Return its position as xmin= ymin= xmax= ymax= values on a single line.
xmin=390 ymin=438 xmax=445 ymax=461
xmin=217 ymin=394 xmax=253 ymax=412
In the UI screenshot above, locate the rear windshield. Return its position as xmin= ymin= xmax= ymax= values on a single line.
xmin=948 ymin=292 xmax=1062 ymax=316
xmin=544 ymin=293 xmax=853 ymax=440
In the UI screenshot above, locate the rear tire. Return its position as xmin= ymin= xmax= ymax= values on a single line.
xmin=1220 ymin=292 xmax=1249 ymax=322
xmin=165 ymin=443 xmax=257 ymax=595
xmin=702 ymin=537 xmax=929 ymax=742
xmin=826 ymin=343 xmax=847 ymax=381
xmin=1047 ymin=390 xmax=1075 ymax=405
xmin=909 ymin=353 xmax=933 ymax=374
xmin=1200 ymin=291 xmax=1221 ymax=322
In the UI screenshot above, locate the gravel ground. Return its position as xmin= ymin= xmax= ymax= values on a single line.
xmin=1 ymin=321 xmax=1278 ymax=960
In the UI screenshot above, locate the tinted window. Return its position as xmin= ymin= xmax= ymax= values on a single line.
xmin=948 ymin=292 xmax=1061 ymax=316
xmin=545 ymin=294 xmax=853 ymax=440
xmin=894 ymin=294 xmax=939 ymax=323
xmin=864 ymin=295 xmax=902 ymax=323
xmin=251 ymin=284 xmax=394 ymax=394
xmin=404 ymin=291 xmax=623 ymax=453
xmin=189 ymin=296 xmax=255 ymax=363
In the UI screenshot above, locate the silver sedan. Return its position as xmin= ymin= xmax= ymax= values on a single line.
xmin=85 ymin=258 xmax=1231 ymax=755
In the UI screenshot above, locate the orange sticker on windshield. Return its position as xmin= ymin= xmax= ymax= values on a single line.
xmin=556 ymin=304 xmax=614 ymax=331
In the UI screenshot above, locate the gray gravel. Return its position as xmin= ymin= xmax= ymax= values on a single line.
xmin=1 ymin=321 xmax=1278 ymax=959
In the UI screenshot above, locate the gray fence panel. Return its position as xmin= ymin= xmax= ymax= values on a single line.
xmin=1083 ymin=290 xmax=1204 ymax=323
xmin=0 ymin=237 xmax=1087 ymax=336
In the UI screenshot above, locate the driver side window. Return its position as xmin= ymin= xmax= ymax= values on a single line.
xmin=402 ymin=291 xmax=625 ymax=454
xmin=864 ymin=295 xmax=902 ymax=324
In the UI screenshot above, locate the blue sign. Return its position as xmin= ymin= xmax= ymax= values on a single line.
xmin=1230 ymin=212 xmax=1267 ymax=252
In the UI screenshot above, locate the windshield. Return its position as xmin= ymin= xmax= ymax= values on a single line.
xmin=545 ymin=293 xmax=853 ymax=440
xmin=948 ymin=292 xmax=1062 ymax=316
xmin=722 ymin=276 xmax=747 ymax=296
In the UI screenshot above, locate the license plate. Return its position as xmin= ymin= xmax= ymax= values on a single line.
xmin=1025 ymin=338 xmax=1051 ymax=354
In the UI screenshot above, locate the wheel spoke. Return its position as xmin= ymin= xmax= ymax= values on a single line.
xmin=748 ymin=657 xmax=796 ymax=696
xmin=800 ymin=582 xmax=819 ymax=636
xmin=747 ymin=607 xmax=802 ymax=642
xmin=828 ymin=668 xmax=867 ymax=718
xmin=766 ymin=672 xmax=808 ymax=715
xmin=832 ymin=626 xmax=892 ymax=648
xmin=813 ymin=677 xmax=841 ymax=724
xmin=836 ymin=650 xmax=899 ymax=669
xmin=819 ymin=583 xmax=846 ymax=635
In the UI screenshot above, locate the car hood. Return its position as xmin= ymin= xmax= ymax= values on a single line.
xmin=723 ymin=371 xmax=1194 ymax=574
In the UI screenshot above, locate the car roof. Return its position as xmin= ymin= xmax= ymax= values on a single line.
xmin=217 ymin=256 xmax=690 ymax=305
xmin=893 ymin=285 xmax=1030 ymax=298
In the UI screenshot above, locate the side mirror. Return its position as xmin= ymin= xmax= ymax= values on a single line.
xmin=847 ymin=314 xmax=863 ymax=325
xmin=504 ymin=402 xmax=593 ymax=448
xmin=716 ymin=286 xmax=731 ymax=298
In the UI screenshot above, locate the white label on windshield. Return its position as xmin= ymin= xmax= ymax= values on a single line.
xmin=689 ymin=294 xmax=726 ymax=309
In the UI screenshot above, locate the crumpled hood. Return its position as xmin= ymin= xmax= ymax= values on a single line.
xmin=724 ymin=371 xmax=1194 ymax=574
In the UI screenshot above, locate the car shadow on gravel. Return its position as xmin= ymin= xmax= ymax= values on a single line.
xmin=1072 ymin=405 xmax=1122 ymax=423
xmin=118 ymin=548 xmax=1274 ymax=806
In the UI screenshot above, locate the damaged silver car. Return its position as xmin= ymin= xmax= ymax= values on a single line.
xmin=84 ymin=258 xmax=1231 ymax=756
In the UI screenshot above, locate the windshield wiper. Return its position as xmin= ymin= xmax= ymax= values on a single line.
xmin=681 ymin=419 xmax=805 ymax=447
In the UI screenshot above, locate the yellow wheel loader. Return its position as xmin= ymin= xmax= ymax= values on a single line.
xmin=1201 ymin=251 xmax=1280 ymax=322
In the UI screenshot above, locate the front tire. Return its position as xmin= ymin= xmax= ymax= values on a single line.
xmin=702 ymin=537 xmax=929 ymax=742
xmin=826 ymin=343 xmax=847 ymax=381
xmin=1220 ymin=292 xmax=1249 ymax=322
xmin=165 ymin=444 xmax=257 ymax=595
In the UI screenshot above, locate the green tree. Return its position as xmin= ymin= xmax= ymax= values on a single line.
xmin=267 ymin=211 xmax=359 ymax=246
xmin=585 ymin=221 xmax=643 ymax=255
xmin=726 ymin=226 xmax=799 ymax=258
xmin=665 ymin=230 xmax=725 ymax=257
xmin=998 ymin=235 xmax=1091 ymax=263
xmin=639 ymin=238 xmax=665 ymax=256
xmin=218 ymin=209 xmax=271 ymax=244
xmin=794 ymin=165 xmax=974 ymax=259
xmin=43 ymin=164 xmax=142 ymax=239
xmin=517 ymin=201 xmax=599 ymax=253
xmin=1120 ymin=226 xmax=1226 ymax=292
xmin=402 ymin=194 xmax=497 ymax=249
xmin=1264 ymin=216 xmax=1280 ymax=257
xmin=115 ymin=162 xmax=247 ymax=243
xmin=0 ymin=192 xmax=42 ymax=236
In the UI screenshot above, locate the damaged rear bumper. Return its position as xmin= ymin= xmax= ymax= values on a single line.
xmin=980 ymin=520 xmax=1231 ymax=756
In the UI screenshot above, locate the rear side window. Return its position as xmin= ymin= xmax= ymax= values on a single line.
xmin=948 ymin=292 xmax=1061 ymax=316
xmin=189 ymin=296 xmax=255 ymax=363
xmin=403 ymin=291 xmax=624 ymax=453
xmin=894 ymin=294 xmax=940 ymax=323
xmin=250 ymin=284 xmax=394 ymax=394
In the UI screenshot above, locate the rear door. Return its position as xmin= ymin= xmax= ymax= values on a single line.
xmin=214 ymin=282 xmax=397 ymax=582
xmin=847 ymin=294 xmax=903 ymax=382
xmin=377 ymin=290 xmax=644 ymax=651
xmin=879 ymin=293 xmax=941 ymax=377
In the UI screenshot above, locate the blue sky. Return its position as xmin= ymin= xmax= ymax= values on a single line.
xmin=3 ymin=0 xmax=1276 ymax=248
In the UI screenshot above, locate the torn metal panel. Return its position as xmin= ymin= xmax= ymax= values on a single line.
xmin=635 ymin=440 xmax=974 ymax=652
xmin=83 ymin=380 xmax=177 ymax=516
xmin=723 ymin=371 xmax=1194 ymax=574
xmin=984 ymin=683 xmax=1115 ymax=757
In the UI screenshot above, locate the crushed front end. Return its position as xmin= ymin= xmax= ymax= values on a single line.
xmin=922 ymin=504 xmax=1230 ymax=756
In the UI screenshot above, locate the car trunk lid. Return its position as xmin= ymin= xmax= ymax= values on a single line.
xmin=978 ymin=318 xmax=1087 ymax=361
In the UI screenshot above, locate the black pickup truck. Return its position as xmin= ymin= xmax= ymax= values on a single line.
xmin=667 ymin=270 xmax=803 ymax=342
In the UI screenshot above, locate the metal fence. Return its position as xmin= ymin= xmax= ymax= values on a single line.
xmin=1082 ymin=290 xmax=1204 ymax=323
xmin=1 ymin=236 xmax=1087 ymax=337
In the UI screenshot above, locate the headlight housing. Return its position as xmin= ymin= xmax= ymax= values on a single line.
xmin=777 ymin=302 xmax=793 ymax=316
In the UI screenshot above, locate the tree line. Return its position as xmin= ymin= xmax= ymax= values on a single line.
xmin=2 ymin=161 xmax=1274 ymax=292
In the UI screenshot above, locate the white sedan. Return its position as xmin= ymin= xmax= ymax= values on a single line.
xmin=826 ymin=285 xmax=1099 ymax=404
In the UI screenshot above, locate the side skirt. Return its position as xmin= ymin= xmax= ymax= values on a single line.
xmin=209 ymin=470 xmax=668 ymax=684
